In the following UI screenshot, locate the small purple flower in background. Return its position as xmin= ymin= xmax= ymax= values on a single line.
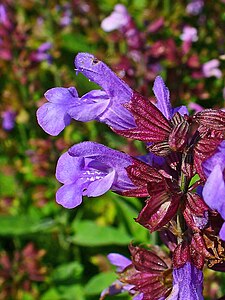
xmin=101 ymin=4 xmax=143 ymax=55
xmin=60 ymin=4 xmax=72 ymax=27
xmin=0 ymin=4 xmax=7 ymax=25
xmin=55 ymin=142 xmax=135 ymax=208
xmin=0 ymin=4 xmax=11 ymax=28
xmin=186 ymin=0 xmax=204 ymax=15
xmin=188 ymin=102 xmax=204 ymax=113
xmin=202 ymin=59 xmax=222 ymax=78
xmin=180 ymin=26 xmax=198 ymax=42
xmin=147 ymin=17 xmax=164 ymax=33
xmin=1 ymin=110 xmax=16 ymax=131
xmin=180 ymin=26 xmax=198 ymax=54
xmin=101 ymin=4 xmax=130 ymax=32
xmin=168 ymin=263 xmax=204 ymax=300
xmin=30 ymin=42 xmax=52 ymax=64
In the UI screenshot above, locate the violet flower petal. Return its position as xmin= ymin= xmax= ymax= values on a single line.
xmin=37 ymin=87 xmax=79 ymax=136
xmin=75 ymin=53 xmax=132 ymax=100
xmin=219 ymin=222 xmax=225 ymax=240
xmin=45 ymin=87 xmax=78 ymax=103
xmin=37 ymin=102 xmax=71 ymax=136
xmin=85 ymin=170 xmax=116 ymax=197
xmin=153 ymin=76 xmax=172 ymax=120
xmin=2 ymin=110 xmax=16 ymax=131
xmin=55 ymin=142 xmax=135 ymax=209
xmin=202 ymin=140 xmax=225 ymax=177
xmin=68 ymin=90 xmax=110 ymax=122
xmin=202 ymin=164 xmax=225 ymax=219
xmin=107 ymin=253 xmax=132 ymax=272
xmin=56 ymin=152 xmax=84 ymax=184
xmin=68 ymin=141 xmax=131 ymax=165
xmin=168 ymin=262 xmax=203 ymax=300
xmin=100 ymin=280 xmax=125 ymax=299
xmin=153 ymin=76 xmax=189 ymax=119
xmin=172 ymin=105 xmax=189 ymax=116
xmin=56 ymin=183 xmax=83 ymax=209
xmin=68 ymin=142 xmax=135 ymax=192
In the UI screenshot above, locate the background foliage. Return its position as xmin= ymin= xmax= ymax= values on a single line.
xmin=0 ymin=0 xmax=224 ymax=299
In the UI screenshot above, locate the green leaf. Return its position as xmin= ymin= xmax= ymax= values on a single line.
xmin=21 ymin=292 xmax=35 ymax=300
xmin=85 ymin=272 xmax=117 ymax=295
xmin=71 ymin=220 xmax=132 ymax=246
xmin=52 ymin=262 xmax=83 ymax=282
xmin=41 ymin=288 xmax=61 ymax=300
xmin=189 ymin=174 xmax=200 ymax=188
xmin=58 ymin=285 xmax=85 ymax=300
xmin=0 ymin=215 xmax=55 ymax=236
xmin=132 ymin=0 xmax=147 ymax=9
xmin=41 ymin=285 xmax=85 ymax=300
xmin=113 ymin=197 xmax=149 ymax=243
xmin=0 ymin=171 xmax=16 ymax=197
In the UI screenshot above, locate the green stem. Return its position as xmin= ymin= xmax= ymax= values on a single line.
xmin=176 ymin=209 xmax=184 ymax=243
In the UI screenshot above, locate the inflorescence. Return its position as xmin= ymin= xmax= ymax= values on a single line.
xmin=37 ymin=52 xmax=225 ymax=300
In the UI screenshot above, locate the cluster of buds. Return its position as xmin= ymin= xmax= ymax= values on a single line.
xmin=37 ymin=52 xmax=225 ymax=299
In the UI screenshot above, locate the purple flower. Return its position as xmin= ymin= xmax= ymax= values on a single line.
xmin=0 ymin=5 xmax=7 ymax=24
xmin=202 ymin=141 xmax=225 ymax=178
xmin=101 ymin=253 xmax=143 ymax=300
xmin=74 ymin=52 xmax=136 ymax=130
xmin=202 ymin=59 xmax=222 ymax=78
xmin=101 ymin=4 xmax=130 ymax=32
xmin=1 ymin=110 xmax=16 ymax=131
xmin=186 ymin=0 xmax=204 ymax=15
xmin=107 ymin=253 xmax=132 ymax=272
xmin=30 ymin=42 xmax=52 ymax=64
xmin=167 ymin=263 xmax=203 ymax=299
xmin=101 ymin=4 xmax=142 ymax=51
xmin=180 ymin=26 xmax=198 ymax=42
xmin=37 ymin=60 xmax=188 ymax=137
xmin=202 ymin=141 xmax=225 ymax=239
xmin=0 ymin=4 xmax=10 ymax=28
xmin=55 ymin=142 xmax=135 ymax=208
xmin=60 ymin=4 xmax=72 ymax=27
xmin=188 ymin=102 xmax=204 ymax=113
